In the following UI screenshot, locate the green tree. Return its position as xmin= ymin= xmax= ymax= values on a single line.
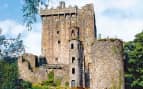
xmin=124 ymin=31 xmax=143 ymax=89
xmin=0 ymin=58 xmax=18 ymax=89
xmin=22 ymin=0 xmax=49 ymax=30
xmin=0 ymin=58 xmax=33 ymax=89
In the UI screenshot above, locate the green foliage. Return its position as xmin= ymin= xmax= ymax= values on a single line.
xmin=124 ymin=31 xmax=143 ymax=89
xmin=0 ymin=58 xmax=33 ymax=89
xmin=32 ymin=70 xmax=67 ymax=89
xmin=48 ymin=70 xmax=54 ymax=82
xmin=65 ymin=81 xmax=69 ymax=87
xmin=41 ymin=70 xmax=59 ymax=87
xmin=22 ymin=0 xmax=40 ymax=30
xmin=0 ymin=59 xmax=18 ymax=89
xmin=22 ymin=0 xmax=48 ymax=30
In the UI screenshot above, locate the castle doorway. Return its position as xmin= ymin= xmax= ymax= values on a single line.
xmin=71 ymin=80 xmax=75 ymax=87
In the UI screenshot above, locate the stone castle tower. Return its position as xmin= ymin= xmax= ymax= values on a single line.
xmin=40 ymin=1 xmax=96 ymax=87
xmin=18 ymin=1 xmax=124 ymax=89
xmin=40 ymin=1 xmax=96 ymax=65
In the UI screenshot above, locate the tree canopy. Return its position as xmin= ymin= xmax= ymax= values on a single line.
xmin=22 ymin=0 xmax=48 ymax=30
xmin=124 ymin=31 xmax=143 ymax=89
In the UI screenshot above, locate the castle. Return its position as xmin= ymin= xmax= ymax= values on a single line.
xmin=18 ymin=1 xmax=124 ymax=89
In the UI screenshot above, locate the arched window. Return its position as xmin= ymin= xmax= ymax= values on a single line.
xmin=71 ymin=43 xmax=74 ymax=49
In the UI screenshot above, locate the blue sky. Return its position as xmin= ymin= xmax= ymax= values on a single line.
xmin=0 ymin=0 xmax=23 ymax=22
xmin=0 ymin=0 xmax=143 ymax=55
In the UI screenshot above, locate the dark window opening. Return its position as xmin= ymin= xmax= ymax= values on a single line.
xmin=39 ymin=57 xmax=47 ymax=66
xmin=58 ymin=40 xmax=61 ymax=44
xmin=71 ymin=30 xmax=75 ymax=37
xmin=71 ymin=30 xmax=75 ymax=34
xmin=55 ymin=57 xmax=58 ymax=62
xmin=72 ymin=57 xmax=75 ymax=63
xmin=71 ymin=43 xmax=74 ymax=49
xmin=71 ymin=80 xmax=75 ymax=87
xmin=35 ymin=56 xmax=39 ymax=67
xmin=72 ymin=68 xmax=75 ymax=74
xmin=57 ymin=31 xmax=60 ymax=34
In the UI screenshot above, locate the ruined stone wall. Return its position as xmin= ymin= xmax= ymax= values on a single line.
xmin=18 ymin=53 xmax=48 ymax=83
xmin=18 ymin=53 xmax=70 ymax=85
xmin=90 ymin=39 xmax=124 ymax=89
xmin=53 ymin=64 xmax=69 ymax=86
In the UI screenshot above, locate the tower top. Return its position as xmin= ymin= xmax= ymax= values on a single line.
xmin=40 ymin=1 xmax=94 ymax=16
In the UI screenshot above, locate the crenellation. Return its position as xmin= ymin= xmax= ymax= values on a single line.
xmin=40 ymin=7 xmax=77 ymax=16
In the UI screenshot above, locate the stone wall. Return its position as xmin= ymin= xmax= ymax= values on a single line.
xmin=54 ymin=64 xmax=69 ymax=86
xmin=40 ymin=2 xmax=96 ymax=66
xmin=18 ymin=53 xmax=70 ymax=85
xmin=90 ymin=39 xmax=124 ymax=89
xmin=18 ymin=53 xmax=48 ymax=83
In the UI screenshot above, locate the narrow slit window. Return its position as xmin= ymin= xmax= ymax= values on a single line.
xmin=57 ymin=31 xmax=60 ymax=34
xmin=55 ymin=58 xmax=58 ymax=62
xmin=71 ymin=43 xmax=74 ymax=49
xmin=58 ymin=40 xmax=61 ymax=44
xmin=71 ymin=30 xmax=74 ymax=34
xmin=72 ymin=68 xmax=75 ymax=74
xmin=72 ymin=57 xmax=75 ymax=63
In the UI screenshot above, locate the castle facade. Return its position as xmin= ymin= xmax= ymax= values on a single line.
xmin=18 ymin=2 xmax=124 ymax=89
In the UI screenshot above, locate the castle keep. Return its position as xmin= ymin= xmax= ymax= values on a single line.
xmin=18 ymin=2 xmax=124 ymax=89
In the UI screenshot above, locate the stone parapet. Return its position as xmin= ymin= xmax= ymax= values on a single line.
xmin=40 ymin=7 xmax=77 ymax=16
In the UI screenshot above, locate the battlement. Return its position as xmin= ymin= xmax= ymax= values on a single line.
xmin=40 ymin=1 xmax=94 ymax=16
xmin=93 ymin=38 xmax=123 ymax=52
xmin=40 ymin=7 xmax=77 ymax=16
xmin=98 ymin=38 xmax=123 ymax=42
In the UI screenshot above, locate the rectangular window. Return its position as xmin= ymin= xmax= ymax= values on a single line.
xmin=55 ymin=57 xmax=58 ymax=62
xmin=72 ymin=57 xmax=75 ymax=63
xmin=71 ymin=43 xmax=74 ymax=49
xmin=72 ymin=68 xmax=75 ymax=74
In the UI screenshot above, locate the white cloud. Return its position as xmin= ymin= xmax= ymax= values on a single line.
xmin=94 ymin=0 xmax=143 ymax=41
xmin=0 ymin=20 xmax=41 ymax=55
xmin=23 ymin=29 xmax=41 ymax=55
xmin=46 ymin=0 xmax=94 ymax=8
xmin=96 ymin=16 xmax=143 ymax=41
xmin=23 ymin=23 xmax=41 ymax=55
xmin=0 ymin=20 xmax=25 ymax=37
xmin=65 ymin=0 xmax=94 ymax=7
